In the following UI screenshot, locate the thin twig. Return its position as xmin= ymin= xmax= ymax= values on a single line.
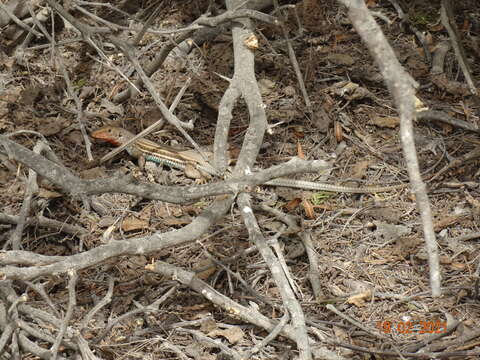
xmin=79 ymin=276 xmax=114 ymax=333
xmin=272 ymin=0 xmax=311 ymax=111
xmin=8 ymin=142 xmax=42 ymax=250
xmin=238 ymin=193 xmax=311 ymax=360
xmin=242 ymin=311 xmax=290 ymax=359
xmin=326 ymin=304 xmax=389 ymax=340
xmin=440 ymin=0 xmax=477 ymax=95
xmin=93 ymin=285 xmax=177 ymax=343
xmin=109 ymin=38 xmax=211 ymax=163
xmin=50 ymin=270 xmax=78 ymax=360
xmin=27 ymin=3 xmax=93 ymax=161
xmin=99 ymin=78 xmax=192 ymax=164
xmin=0 ymin=3 xmax=43 ymax=38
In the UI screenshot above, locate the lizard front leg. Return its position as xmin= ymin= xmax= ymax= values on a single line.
xmin=184 ymin=163 xmax=211 ymax=184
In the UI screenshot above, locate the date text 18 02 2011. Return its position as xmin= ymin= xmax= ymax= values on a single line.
xmin=376 ymin=320 xmax=447 ymax=334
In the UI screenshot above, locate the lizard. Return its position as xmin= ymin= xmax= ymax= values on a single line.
xmin=90 ymin=126 xmax=408 ymax=194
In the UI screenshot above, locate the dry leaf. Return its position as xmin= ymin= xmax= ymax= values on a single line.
xmin=414 ymin=96 xmax=428 ymax=111
xmin=424 ymin=32 xmax=433 ymax=46
xmin=374 ymin=222 xmax=411 ymax=242
xmin=313 ymin=203 xmax=336 ymax=211
xmin=347 ymin=290 xmax=372 ymax=307
xmin=263 ymin=220 xmax=288 ymax=233
xmin=329 ymin=80 xmax=374 ymax=101
xmin=283 ymin=86 xmax=296 ymax=96
xmin=37 ymin=117 xmax=67 ymax=136
xmin=258 ymin=78 xmax=275 ymax=95
xmin=434 ymin=215 xmax=464 ymax=232
xmin=333 ymin=33 xmax=351 ymax=44
xmin=330 ymin=81 xmax=358 ymax=96
xmin=101 ymin=225 xmax=116 ymax=243
xmin=244 ymin=34 xmax=258 ymax=50
xmin=363 ymin=257 xmax=390 ymax=265
xmin=350 ymin=160 xmax=370 ymax=179
xmin=138 ymin=206 xmax=152 ymax=221
xmin=209 ymin=327 xmax=244 ymax=344
xmin=439 ymin=255 xmax=452 ymax=264
xmin=100 ymin=98 xmax=124 ymax=115
xmin=285 ymin=197 xmax=302 ymax=211
xmin=194 ymin=258 xmax=217 ymax=281
xmin=365 ymin=207 xmax=403 ymax=223
xmin=327 ymin=53 xmax=354 ymax=66
xmin=393 ymin=236 xmax=422 ymax=258
xmin=199 ymin=317 xmax=218 ymax=333
xmin=38 ymin=188 xmax=63 ymax=199
xmin=344 ymin=279 xmax=372 ymax=293
xmin=121 ymin=216 xmax=149 ymax=232
xmin=297 ymin=141 xmax=305 ymax=159
xmin=334 ymin=121 xmax=343 ymax=142
xmin=431 ymin=74 xmax=470 ymax=96
xmin=450 ymin=262 xmax=466 ymax=270
xmin=370 ymin=116 xmax=399 ymax=128
xmin=97 ymin=217 xmax=115 ymax=228
xmin=333 ymin=325 xmax=349 ymax=341
xmin=80 ymin=167 xmax=107 ymax=180
xmin=183 ymin=304 xmax=210 ymax=312
xmin=302 ymin=199 xmax=315 ymax=219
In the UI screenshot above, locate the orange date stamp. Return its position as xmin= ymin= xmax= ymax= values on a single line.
xmin=376 ymin=320 xmax=447 ymax=334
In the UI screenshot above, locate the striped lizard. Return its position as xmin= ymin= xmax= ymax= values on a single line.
xmin=91 ymin=127 xmax=407 ymax=193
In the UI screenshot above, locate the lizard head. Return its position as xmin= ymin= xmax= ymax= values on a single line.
xmin=91 ymin=126 xmax=135 ymax=146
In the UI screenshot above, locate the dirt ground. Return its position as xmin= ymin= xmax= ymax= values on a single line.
xmin=1 ymin=0 xmax=480 ymax=359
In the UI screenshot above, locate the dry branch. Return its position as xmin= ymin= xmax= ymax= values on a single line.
xmin=337 ymin=0 xmax=441 ymax=297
